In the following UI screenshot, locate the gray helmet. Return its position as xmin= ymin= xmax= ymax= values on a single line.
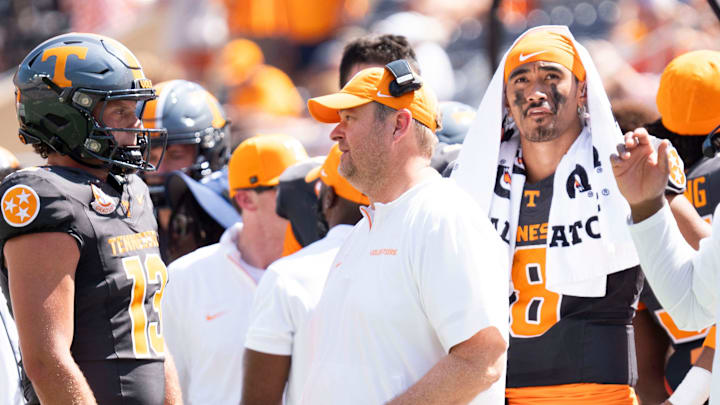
xmin=436 ymin=101 xmax=476 ymax=145
xmin=430 ymin=101 xmax=475 ymax=174
xmin=13 ymin=33 xmax=166 ymax=173
xmin=143 ymin=80 xmax=230 ymax=179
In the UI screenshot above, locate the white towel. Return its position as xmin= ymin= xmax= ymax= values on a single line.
xmin=452 ymin=25 xmax=639 ymax=297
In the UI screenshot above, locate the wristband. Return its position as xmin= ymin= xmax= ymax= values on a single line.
xmin=667 ymin=366 xmax=712 ymax=405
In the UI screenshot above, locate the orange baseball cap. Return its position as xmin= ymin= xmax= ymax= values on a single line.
xmin=305 ymin=144 xmax=369 ymax=205
xmin=504 ymin=28 xmax=585 ymax=83
xmin=228 ymin=134 xmax=308 ymax=197
xmin=228 ymin=65 xmax=303 ymax=117
xmin=218 ymin=38 xmax=264 ymax=87
xmin=307 ymin=67 xmax=439 ymax=132
xmin=657 ymin=50 xmax=720 ymax=135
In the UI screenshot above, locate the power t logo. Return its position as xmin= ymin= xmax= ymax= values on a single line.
xmin=41 ymin=46 xmax=89 ymax=87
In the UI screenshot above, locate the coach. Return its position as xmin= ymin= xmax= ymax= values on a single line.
xmin=299 ymin=61 xmax=509 ymax=404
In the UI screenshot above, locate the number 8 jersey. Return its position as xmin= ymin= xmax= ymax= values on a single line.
xmin=0 ymin=166 xmax=167 ymax=404
xmin=507 ymin=172 xmax=643 ymax=390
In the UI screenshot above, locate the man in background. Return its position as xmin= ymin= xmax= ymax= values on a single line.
xmin=162 ymin=134 xmax=307 ymax=404
xmin=339 ymin=34 xmax=419 ymax=87
xmin=142 ymin=79 xmax=231 ymax=262
xmin=242 ymin=144 xmax=369 ymax=404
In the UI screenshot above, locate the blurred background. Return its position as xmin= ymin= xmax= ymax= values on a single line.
xmin=1 ymin=0 xmax=719 ymax=165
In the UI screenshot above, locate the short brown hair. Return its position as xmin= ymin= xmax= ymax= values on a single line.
xmin=339 ymin=35 xmax=419 ymax=88
xmin=373 ymin=102 xmax=436 ymax=159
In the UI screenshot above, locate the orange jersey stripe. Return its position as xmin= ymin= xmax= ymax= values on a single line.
xmin=506 ymin=383 xmax=638 ymax=405
xmin=703 ymin=325 xmax=716 ymax=349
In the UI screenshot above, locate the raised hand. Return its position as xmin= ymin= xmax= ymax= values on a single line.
xmin=610 ymin=127 xmax=670 ymax=222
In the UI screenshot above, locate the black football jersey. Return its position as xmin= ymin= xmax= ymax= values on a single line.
xmin=683 ymin=156 xmax=720 ymax=221
xmin=640 ymin=284 xmax=708 ymax=392
xmin=506 ymin=173 xmax=643 ymax=388
xmin=0 ymin=166 xmax=166 ymax=405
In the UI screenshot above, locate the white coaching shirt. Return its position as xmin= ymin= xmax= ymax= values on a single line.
xmin=162 ymin=223 xmax=262 ymax=405
xmin=300 ymin=176 xmax=509 ymax=405
xmin=245 ymin=224 xmax=354 ymax=404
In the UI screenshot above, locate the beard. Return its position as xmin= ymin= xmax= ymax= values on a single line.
xmin=338 ymin=133 xmax=389 ymax=192
xmin=338 ymin=154 xmax=356 ymax=179
xmin=518 ymin=100 xmax=562 ymax=143
xmin=523 ymin=123 xmax=561 ymax=143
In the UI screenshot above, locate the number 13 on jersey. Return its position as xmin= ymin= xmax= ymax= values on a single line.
xmin=510 ymin=246 xmax=561 ymax=338
xmin=123 ymin=254 xmax=168 ymax=357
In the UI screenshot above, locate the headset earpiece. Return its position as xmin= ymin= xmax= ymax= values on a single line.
xmin=385 ymin=60 xmax=422 ymax=97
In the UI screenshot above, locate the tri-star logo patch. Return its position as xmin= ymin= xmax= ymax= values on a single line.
xmin=1 ymin=184 xmax=40 ymax=227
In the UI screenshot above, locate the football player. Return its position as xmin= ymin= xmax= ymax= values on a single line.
xmin=452 ymin=26 xmax=706 ymax=404
xmin=141 ymin=79 xmax=231 ymax=262
xmin=2 ymin=33 xmax=180 ymax=404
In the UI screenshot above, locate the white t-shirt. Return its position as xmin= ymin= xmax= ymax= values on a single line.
xmin=0 ymin=292 xmax=23 ymax=405
xmin=629 ymin=203 xmax=720 ymax=403
xmin=299 ymin=176 xmax=509 ymax=405
xmin=162 ymin=223 xmax=262 ymax=405
xmin=245 ymin=224 xmax=354 ymax=404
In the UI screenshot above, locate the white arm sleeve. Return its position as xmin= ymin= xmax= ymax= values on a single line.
xmin=629 ymin=203 xmax=719 ymax=331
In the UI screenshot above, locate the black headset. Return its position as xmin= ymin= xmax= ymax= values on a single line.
xmin=702 ymin=123 xmax=720 ymax=158
xmin=384 ymin=59 xmax=423 ymax=97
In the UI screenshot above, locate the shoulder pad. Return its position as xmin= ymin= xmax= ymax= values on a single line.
xmin=0 ymin=170 xmax=76 ymax=238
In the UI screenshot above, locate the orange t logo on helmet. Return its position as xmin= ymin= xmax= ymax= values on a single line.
xmin=205 ymin=92 xmax=226 ymax=129
xmin=41 ymin=45 xmax=89 ymax=87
